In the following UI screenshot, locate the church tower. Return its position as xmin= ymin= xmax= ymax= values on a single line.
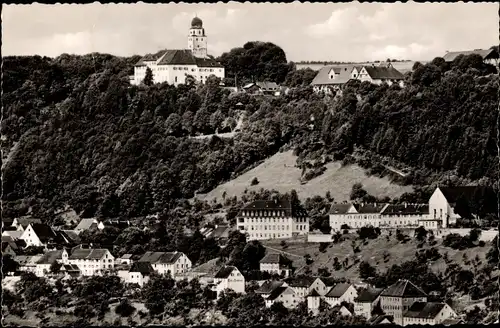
xmin=188 ymin=16 xmax=208 ymax=58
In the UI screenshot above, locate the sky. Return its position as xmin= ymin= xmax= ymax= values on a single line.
xmin=2 ymin=1 xmax=498 ymax=62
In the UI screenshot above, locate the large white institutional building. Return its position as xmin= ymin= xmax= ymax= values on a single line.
xmin=131 ymin=16 xmax=225 ymax=86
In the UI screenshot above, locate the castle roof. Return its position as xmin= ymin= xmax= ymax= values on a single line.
xmin=135 ymin=49 xmax=223 ymax=68
xmin=191 ymin=16 xmax=203 ymax=28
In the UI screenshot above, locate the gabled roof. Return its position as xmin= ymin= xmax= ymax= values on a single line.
xmin=318 ymin=277 xmax=338 ymax=287
xmin=139 ymin=251 xmax=183 ymax=264
xmin=74 ymin=218 xmax=98 ymax=231
xmin=441 ymin=318 xmax=464 ymax=325
xmin=308 ymin=288 xmax=321 ymax=297
xmin=61 ymin=264 xmax=80 ymax=272
xmin=368 ymin=314 xmax=394 ymax=325
xmin=267 ymin=286 xmax=293 ymax=301
xmin=256 ymin=280 xmax=285 ymax=294
xmin=329 ymin=203 xmax=354 ymax=214
xmin=381 ymin=204 xmax=429 ymax=216
xmin=259 ymin=253 xmax=291 ymax=265
xmin=311 ymin=65 xmax=354 ymax=86
xmin=68 ymin=248 xmax=110 ymax=260
xmin=355 ymin=287 xmax=384 ymax=302
xmin=14 ymin=217 xmax=42 ymax=229
xmin=135 ymin=49 xmax=224 ymax=68
xmin=362 ymin=66 xmax=405 ymax=80
xmin=58 ymin=230 xmax=81 ymax=244
xmin=16 ymin=255 xmax=42 ymax=266
xmin=442 ymin=48 xmax=499 ymax=62
xmin=207 ymin=225 xmax=231 ymax=239
xmin=30 ymin=223 xmax=59 ymax=243
xmin=2 ymin=230 xmax=23 ymax=240
xmin=404 ymin=302 xmax=447 ymax=319
xmin=352 ymin=203 xmax=388 ymax=214
xmin=37 ymin=250 xmax=63 ymax=264
xmin=130 ymin=261 xmax=155 ymax=274
xmin=325 ymin=283 xmax=352 ymax=298
xmin=438 ymin=186 xmax=481 ymax=205
xmin=214 ymin=265 xmax=238 ymax=279
xmin=239 ymin=199 xmax=308 ymax=217
xmin=381 ymin=279 xmax=427 ymax=298
xmin=284 ymin=276 xmax=317 ymax=288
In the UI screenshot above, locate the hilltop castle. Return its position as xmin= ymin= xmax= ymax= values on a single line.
xmin=131 ymin=16 xmax=225 ymax=86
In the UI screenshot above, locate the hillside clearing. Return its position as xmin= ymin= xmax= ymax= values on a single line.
xmin=261 ymin=234 xmax=492 ymax=281
xmin=196 ymin=150 xmax=413 ymax=202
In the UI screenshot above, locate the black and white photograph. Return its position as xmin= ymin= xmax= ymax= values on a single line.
xmin=1 ymin=0 xmax=499 ymax=326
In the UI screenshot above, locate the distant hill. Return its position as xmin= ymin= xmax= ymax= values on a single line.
xmin=195 ymin=150 xmax=412 ymax=202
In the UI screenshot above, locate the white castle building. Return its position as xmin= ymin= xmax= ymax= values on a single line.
xmin=131 ymin=16 xmax=225 ymax=86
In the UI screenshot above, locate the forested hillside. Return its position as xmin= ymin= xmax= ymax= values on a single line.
xmin=1 ymin=45 xmax=498 ymax=223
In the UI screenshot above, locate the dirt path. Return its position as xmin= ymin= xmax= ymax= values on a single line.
xmin=263 ymin=245 xmax=303 ymax=258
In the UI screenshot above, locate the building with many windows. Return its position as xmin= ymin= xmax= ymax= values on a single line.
xmin=379 ymin=279 xmax=428 ymax=326
xmin=236 ymin=199 xmax=309 ymax=241
xmin=131 ymin=16 xmax=225 ymax=86
xmin=329 ymin=203 xmax=388 ymax=231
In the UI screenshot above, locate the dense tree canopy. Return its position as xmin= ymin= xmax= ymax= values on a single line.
xmin=2 ymin=51 xmax=498 ymax=224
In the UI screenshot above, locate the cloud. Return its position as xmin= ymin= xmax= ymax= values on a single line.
xmin=306 ymin=7 xmax=361 ymax=38
xmin=2 ymin=2 xmax=497 ymax=62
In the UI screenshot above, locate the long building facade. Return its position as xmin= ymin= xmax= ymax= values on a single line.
xmin=131 ymin=16 xmax=225 ymax=86
xmin=236 ymin=199 xmax=309 ymax=241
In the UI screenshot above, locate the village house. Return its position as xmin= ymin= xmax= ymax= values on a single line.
xmin=259 ymin=253 xmax=293 ymax=278
xmin=35 ymin=249 xmax=64 ymax=277
xmin=255 ymin=280 xmax=288 ymax=299
xmin=116 ymin=254 xmax=141 ymax=266
xmin=20 ymin=223 xmax=67 ymax=248
xmin=138 ymin=251 xmax=192 ymax=278
xmin=1 ymin=237 xmax=26 ymax=257
xmin=324 ymin=282 xmax=358 ymax=307
xmin=284 ymin=276 xmax=318 ymax=298
xmin=380 ymin=204 xmax=429 ymax=228
xmin=236 ymin=199 xmax=309 ymax=241
xmin=131 ymin=17 xmax=224 ymax=86
xmin=213 ymin=265 xmax=246 ymax=298
xmin=354 ymin=287 xmax=384 ymax=318
xmin=329 ymin=203 xmax=388 ymax=231
xmin=73 ymin=218 xmax=101 ymax=234
xmin=307 ymin=289 xmax=321 ymax=314
xmin=403 ymin=302 xmax=458 ymax=326
xmin=16 ymin=255 xmax=42 ymax=273
xmin=379 ymin=279 xmax=428 ymax=326
xmin=11 ymin=217 xmax=42 ymax=232
xmin=351 ymin=63 xmax=405 ymax=87
xmin=202 ymin=224 xmax=232 ymax=242
xmin=59 ymin=264 xmax=81 ymax=278
xmin=311 ymin=65 xmax=354 ymax=95
xmin=126 ymin=262 xmax=155 ymax=287
xmin=442 ymin=48 xmax=499 ymax=66
xmin=65 ymin=247 xmax=115 ymax=276
xmin=242 ymin=82 xmax=281 ymax=96
xmin=265 ymin=286 xmax=300 ymax=309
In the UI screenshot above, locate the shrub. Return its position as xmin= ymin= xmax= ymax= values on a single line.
xmin=478 ymin=240 xmax=486 ymax=247
xmin=280 ymin=240 xmax=288 ymax=249
xmin=319 ymin=242 xmax=330 ymax=253
xmin=115 ymin=298 xmax=136 ymax=317
xmin=250 ymin=177 xmax=259 ymax=186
